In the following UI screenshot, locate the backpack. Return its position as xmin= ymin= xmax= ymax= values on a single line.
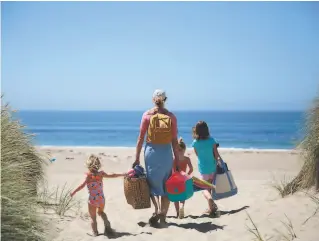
xmin=147 ymin=109 xmax=172 ymax=144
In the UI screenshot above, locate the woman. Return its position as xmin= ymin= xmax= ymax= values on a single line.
xmin=133 ymin=89 xmax=180 ymax=226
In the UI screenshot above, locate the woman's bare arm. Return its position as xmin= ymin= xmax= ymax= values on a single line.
xmin=135 ymin=132 xmax=145 ymax=163
xmin=134 ymin=114 xmax=148 ymax=165
xmin=172 ymin=137 xmax=180 ymax=168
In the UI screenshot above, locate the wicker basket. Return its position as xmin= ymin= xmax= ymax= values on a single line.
xmin=124 ymin=176 xmax=151 ymax=209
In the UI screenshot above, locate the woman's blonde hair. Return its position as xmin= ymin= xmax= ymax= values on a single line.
xmin=178 ymin=137 xmax=186 ymax=150
xmin=153 ymin=96 xmax=166 ymax=108
xmin=86 ymin=154 xmax=101 ymax=171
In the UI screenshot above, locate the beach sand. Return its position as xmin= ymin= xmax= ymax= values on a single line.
xmin=39 ymin=147 xmax=319 ymax=241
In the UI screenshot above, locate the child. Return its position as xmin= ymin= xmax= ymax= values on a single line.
xmin=70 ymin=154 xmax=125 ymax=236
xmin=192 ymin=121 xmax=222 ymax=215
xmin=173 ymin=137 xmax=193 ymax=219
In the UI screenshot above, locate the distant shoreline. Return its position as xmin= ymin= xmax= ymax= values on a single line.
xmin=37 ymin=145 xmax=299 ymax=154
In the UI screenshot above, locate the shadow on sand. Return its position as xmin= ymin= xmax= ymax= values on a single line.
xmin=167 ymin=206 xmax=250 ymax=220
xmin=91 ymin=230 xmax=152 ymax=239
xmin=137 ymin=221 xmax=225 ymax=233
xmin=168 ymin=222 xmax=225 ymax=233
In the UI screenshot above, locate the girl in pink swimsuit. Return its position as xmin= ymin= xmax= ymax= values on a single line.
xmin=71 ymin=155 xmax=125 ymax=236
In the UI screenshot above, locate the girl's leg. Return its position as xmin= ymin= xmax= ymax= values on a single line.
xmin=88 ymin=203 xmax=98 ymax=236
xmin=179 ymin=201 xmax=185 ymax=219
xmin=97 ymin=204 xmax=112 ymax=235
xmin=201 ymin=176 xmax=217 ymax=214
xmin=174 ymin=202 xmax=180 ymax=218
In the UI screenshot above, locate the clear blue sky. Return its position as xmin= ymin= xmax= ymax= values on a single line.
xmin=2 ymin=1 xmax=319 ymax=111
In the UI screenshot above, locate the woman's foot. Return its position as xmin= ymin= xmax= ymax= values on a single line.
xmin=149 ymin=213 xmax=160 ymax=226
xmin=178 ymin=207 xmax=185 ymax=219
xmin=159 ymin=213 xmax=168 ymax=226
xmin=92 ymin=230 xmax=98 ymax=237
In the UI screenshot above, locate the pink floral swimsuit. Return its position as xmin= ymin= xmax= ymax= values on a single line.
xmin=86 ymin=171 xmax=105 ymax=208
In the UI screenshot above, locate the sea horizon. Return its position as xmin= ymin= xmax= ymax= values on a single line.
xmin=15 ymin=110 xmax=305 ymax=150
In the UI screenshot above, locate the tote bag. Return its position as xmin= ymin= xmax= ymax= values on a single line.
xmin=212 ymin=159 xmax=238 ymax=200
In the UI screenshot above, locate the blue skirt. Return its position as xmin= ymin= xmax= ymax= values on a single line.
xmin=144 ymin=143 xmax=173 ymax=196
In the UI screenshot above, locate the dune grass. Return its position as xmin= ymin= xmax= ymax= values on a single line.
xmin=271 ymin=175 xmax=293 ymax=198
xmin=302 ymin=192 xmax=319 ymax=225
xmin=275 ymin=214 xmax=297 ymax=241
xmin=282 ymin=95 xmax=319 ymax=196
xmin=38 ymin=181 xmax=81 ymax=216
xmin=246 ymin=212 xmax=267 ymax=241
xmin=1 ymin=102 xmax=49 ymax=240
xmin=246 ymin=212 xmax=297 ymax=241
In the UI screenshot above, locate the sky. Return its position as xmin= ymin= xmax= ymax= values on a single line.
xmin=1 ymin=1 xmax=319 ymax=111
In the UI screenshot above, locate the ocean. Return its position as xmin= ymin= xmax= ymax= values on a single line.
xmin=15 ymin=111 xmax=305 ymax=149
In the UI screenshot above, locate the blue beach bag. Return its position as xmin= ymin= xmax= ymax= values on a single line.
xmin=212 ymin=159 xmax=238 ymax=200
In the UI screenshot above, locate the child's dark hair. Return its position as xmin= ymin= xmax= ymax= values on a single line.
xmin=193 ymin=121 xmax=210 ymax=140
xmin=178 ymin=137 xmax=186 ymax=150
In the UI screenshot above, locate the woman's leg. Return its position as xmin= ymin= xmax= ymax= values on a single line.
xmin=159 ymin=196 xmax=170 ymax=223
xmin=151 ymin=195 xmax=160 ymax=214
xmin=149 ymin=196 xmax=161 ymax=225
xmin=88 ymin=203 xmax=98 ymax=236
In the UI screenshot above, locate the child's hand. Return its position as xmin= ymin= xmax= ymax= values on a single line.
xmin=70 ymin=192 xmax=75 ymax=197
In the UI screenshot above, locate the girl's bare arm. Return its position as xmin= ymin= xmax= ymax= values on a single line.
xmin=102 ymin=172 xmax=126 ymax=178
xmin=71 ymin=177 xmax=88 ymax=197
xmin=186 ymin=157 xmax=194 ymax=175
xmin=213 ymin=144 xmax=222 ymax=165
xmin=193 ymin=148 xmax=198 ymax=156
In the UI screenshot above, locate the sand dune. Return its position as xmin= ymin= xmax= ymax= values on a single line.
xmin=39 ymin=147 xmax=319 ymax=241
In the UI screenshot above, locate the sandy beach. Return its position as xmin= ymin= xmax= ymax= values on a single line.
xmin=39 ymin=147 xmax=319 ymax=241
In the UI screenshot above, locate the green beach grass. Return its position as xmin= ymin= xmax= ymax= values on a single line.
xmin=1 ymin=102 xmax=48 ymax=240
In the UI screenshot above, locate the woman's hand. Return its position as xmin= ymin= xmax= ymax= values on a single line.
xmin=132 ymin=159 xmax=140 ymax=168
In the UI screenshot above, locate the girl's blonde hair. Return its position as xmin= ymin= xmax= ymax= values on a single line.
xmin=86 ymin=154 xmax=101 ymax=171
xmin=178 ymin=137 xmax=186 ymax=150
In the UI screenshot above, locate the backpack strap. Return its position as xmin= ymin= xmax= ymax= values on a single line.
xmin=147 ymin=107 xmax=169 ymax=115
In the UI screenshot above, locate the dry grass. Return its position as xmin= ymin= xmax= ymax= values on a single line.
xmin=283 ymin=95 xmax=319 ymax=195
xmin=1 ymin=102 xmax=49 ymax=240
xmin=275 ymin=214 xmax=297 ymax=241
xmin=271 ymin=175 xmax=293 ymax=198
xmin=246 ymin=212 xmax=268 ymax=241
xmin=246 ymin=212 xmax=298 ymax=241
xmin=38 ymin=182 xmax=82 ymax=216
xmin=302 ymin=192 xmax=319 ymax=225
